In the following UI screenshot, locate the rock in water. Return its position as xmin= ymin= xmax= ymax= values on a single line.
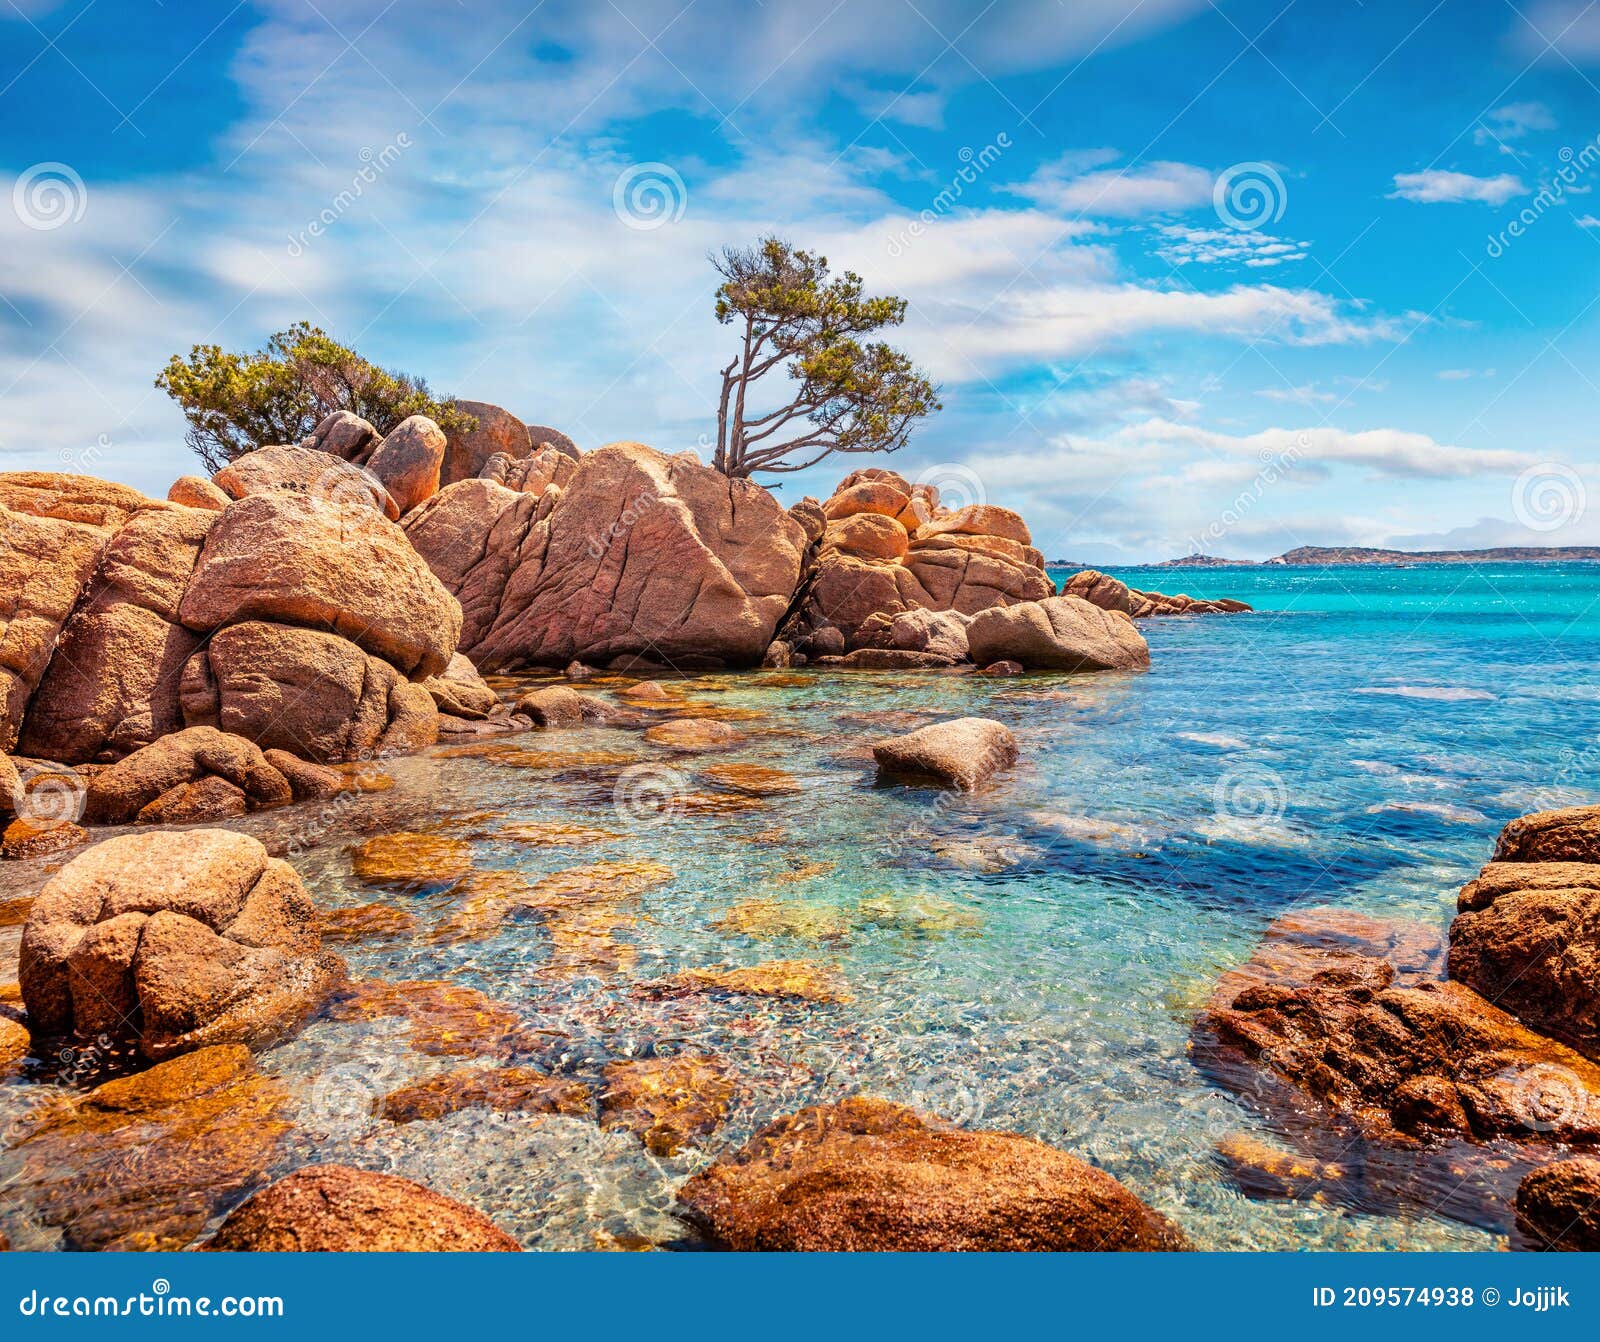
xmin=677 ymin=1096 xmax=1186 ymax=1251
xmin=201 ymin=1165 xmax=521 ymax=1251
xmin=1517 ymin=1157 xmax=1600 ymax=1250
xmin=872 ymin=717 xmax=1018 ymax=790
xmin=18 ymin=829 xmax=344 ymax=1060
xmin=1449 ymin=806 xmax=1600 ymax=1061
xmin=966 ymin=595 xmax=1150 ymax=672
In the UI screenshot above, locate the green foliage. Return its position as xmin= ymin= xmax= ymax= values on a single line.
xmin=712 ymin=236 xmax=939 ymax=478
xmin=155 ymin=321 xmax=474 ymax=472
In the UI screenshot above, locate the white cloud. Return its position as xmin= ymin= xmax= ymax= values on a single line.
xmin=1389 ymin=170 xmax=1527 ymax=205
xmin=1011 ymin=158 xmax=1214 ymax=216
xmin=1473 ymin=101 xmax=1557 ymax=146
xmin=1512 ymin=2 xmax=1600 ymax=62
xmin=1437 ymin=368 xmax=1496 ymax=381
xmin=1257 ymin=385 xmax=1334 ymax=405
xmin=1578 ymin=214 xmax=1600 ymax=229
xmin=1154 ymin=224 xmax=1308 ymax=268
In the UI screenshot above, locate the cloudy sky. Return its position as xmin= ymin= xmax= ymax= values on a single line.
xmin=2 ymin=0 xmax=1598 ymax=562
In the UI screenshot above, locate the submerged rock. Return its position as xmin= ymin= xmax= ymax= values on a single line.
xmin=677 ymin=1096 xmax=1187 ymax=1251
xmin=642 ymin=718 xmax=746 ymax=752
xmin=650 ymin=959 xmax=850 ymax=1004
xmin=599 ymin=1053 xmax=737 ymax=1155
xmin=872 ymin=717 xmax=1018 ymax=791
xmin=381 ymin=1065 xmax=591 ymax=1124
xmin=18 ymin=830 xmax=344 ymax=1060
xmin=350 ymin=833 xmax=473 ymax=888
xmin=329 ymin=978 xmax=522 ymax=1057
xmin=6 ymin=1045 xmax=290 ymax=1250
xmin=201 ymin=1165 xmax=521 ymax=1252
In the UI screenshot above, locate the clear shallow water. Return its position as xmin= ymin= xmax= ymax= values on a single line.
xmin=3 ymin=562 xmax=1598 ymax=1251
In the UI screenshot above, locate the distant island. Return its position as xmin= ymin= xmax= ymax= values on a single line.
xmin=1146 ymin=546 xmax=1600 ymax=567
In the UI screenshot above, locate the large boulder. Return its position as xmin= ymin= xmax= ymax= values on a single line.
xmin=366 ymin=415 xmax=446 ymax=514
xmin=180 ymin=623 xmax=438 ymax=763
xmin=1449 ymin=808 xmax=1600 ymax=1061
xmin=0 ymin=479 xmax=149 ymax=750
xmin=18 ymin=829 xmax=343 ymax=1060
xmin=201 ymin=1164 xmax=521 ymax=1252
xmin=442 ymin=400 xmax=531 ymax=486
xmin=302 ymin=410 xmax=381 ymax=464
xmin=19 ymin=506 xmax=212 ymax=762
xmin=213 ymin=445 xmax=398 ymax=521
xmin=966 ymin=595 xmax=1150 ymax=672
xmin=406 ymin=443 xmax=807 ymax=669
xmin=872 ymin=717 xmax=1018 ymax=790
xmin=167 ymin=475 xmax=231 ymax=511
xmin=677 ymin=1096 xmax=1186 ymax=1251
xmin=179 ymin=492 xmax=461 ymax=678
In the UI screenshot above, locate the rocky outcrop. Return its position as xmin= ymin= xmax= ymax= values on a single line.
xmin=213 ymin=444 xmax=398 ymax=520
xmin=201 ymin=1165 xmax=521 ymax=1252
xmin=966 ymin=595 xmax=1149 ymax=672
xmin=1517 ymin=1157 xmax=1600 ymax=1250
xmin=1065 ymin=569 xmax=1251 ymax=617
xmin=1194 ymin=907 xmax=1600 ymax=1146
xmin=793 ymin=470 xmax=1053 ymax=652
xmin=872 ymin=717 xmax=1018 ymax=790
xmin=1449 ymin=807 xmax=1600 ymax=1062
xmin=18 ymin=829 xmax=343 ymax=1060
xmin=677 ymin=1096 xmax=1186 ymax=1251
xmin=0 ymin=471 xmax=465 ymax=768
xmin=405 ymin=442 xmax=807 ymax=670
xmin=167 ymin=475 xmax=230 ymax=511
xmin=302 ymin=410 xmax=380 ymax=464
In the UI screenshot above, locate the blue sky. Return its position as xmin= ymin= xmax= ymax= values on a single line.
xmin=2 ymin=0 xmax=1598 ymax=561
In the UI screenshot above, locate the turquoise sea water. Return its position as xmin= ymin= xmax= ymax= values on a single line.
xmin=2 ymin=562 xmax=1597 ymax=1251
